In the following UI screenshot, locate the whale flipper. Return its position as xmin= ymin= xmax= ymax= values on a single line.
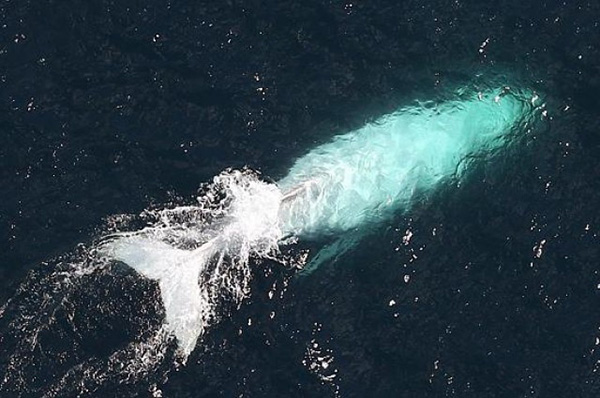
xmin=300 ymin=233 xmax=364 ymax=275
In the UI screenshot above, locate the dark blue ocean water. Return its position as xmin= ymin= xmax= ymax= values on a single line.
xmin=1 ymin=1 xmax=600 ymax=397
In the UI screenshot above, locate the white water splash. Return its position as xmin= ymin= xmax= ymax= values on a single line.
xmin=100 ymin=169 xmax=284 ymax=358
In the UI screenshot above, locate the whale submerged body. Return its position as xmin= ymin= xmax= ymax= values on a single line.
xmin=103 ymin=85 xmax=538 ymax=358
xmin=278 ymin=87 xmax=533 ymax=238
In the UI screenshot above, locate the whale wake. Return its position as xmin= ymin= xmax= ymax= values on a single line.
xmin=0 ymin=82 xmax=542 ymax=395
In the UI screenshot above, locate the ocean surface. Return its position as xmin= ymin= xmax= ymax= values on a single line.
xmin=1 ymin=1 xmax=600 ymax=397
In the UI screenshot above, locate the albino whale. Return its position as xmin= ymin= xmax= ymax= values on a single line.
xmin=101 ymin=84 xmax=540 ymax=358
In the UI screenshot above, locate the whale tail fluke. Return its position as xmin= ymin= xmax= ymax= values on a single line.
xmin=100 ymin=236 xmax=219 ymax=357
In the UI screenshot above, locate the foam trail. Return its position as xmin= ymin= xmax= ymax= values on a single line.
xmin=101 ymin=85 xmax=539 ymax=358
